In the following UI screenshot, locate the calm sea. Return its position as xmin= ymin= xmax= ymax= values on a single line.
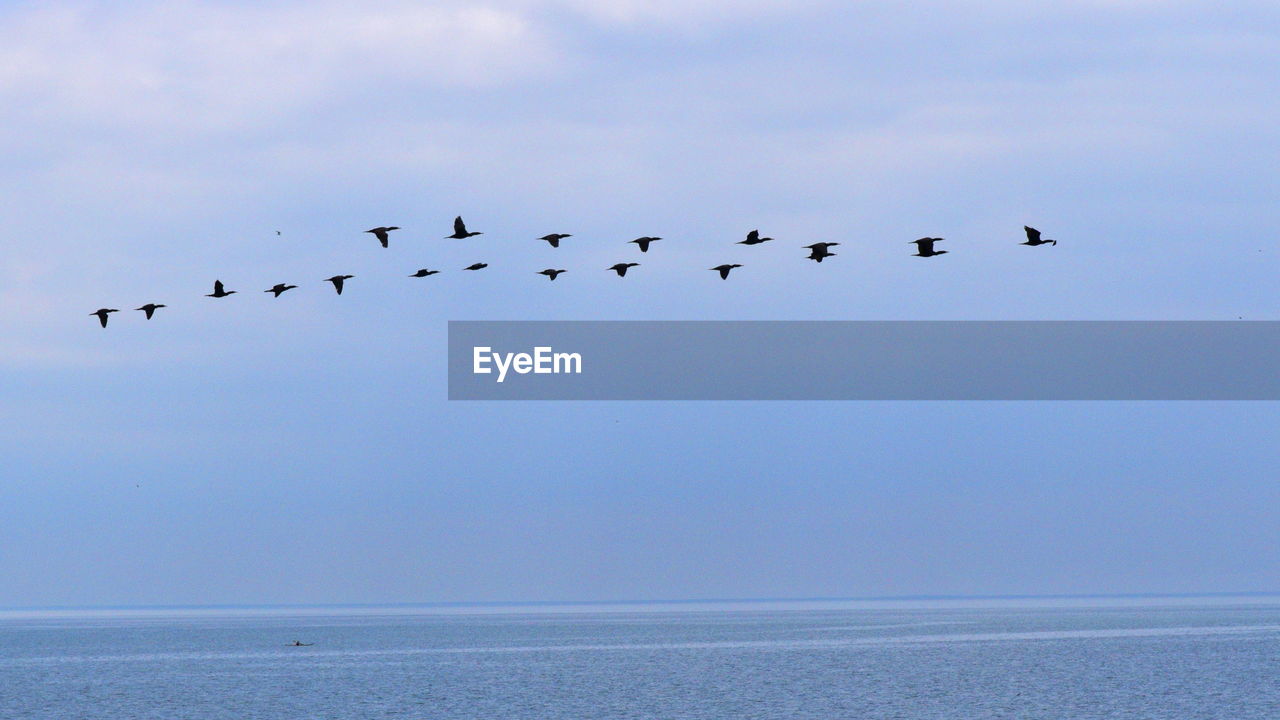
xmin=2 ymin=599 xmax=1277 ymax=719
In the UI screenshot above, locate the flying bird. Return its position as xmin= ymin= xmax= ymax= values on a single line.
xmin=206 ymin=280 xmax=236 ymax=298
xmin=90 ymin=308 xmax=118 ymax=327
xmin=365 ymin=226 xmax=400 ymax=248
xmin=910 ymin=238 xmax=947 ymax=257
xmin=806 ymin=247 xmax=836 ymax=263
xmin=464 ymin=263 xmax=488 ymax=271
xmin=135 ymin=303 xmax=166 ymax=320
xmin=609 ymin=263 xmax=639 ymax=277
xmin=410 ymin=269 xmax=440 ymax=278
xmin=804 ymin=242 xmax=839 ymax=252
xmin=711 ymin=264 xmax=742 ymax=279
xmin=629 ymin=237 xmax=660 ymax=252
xmin=537 ymin=269 xmax=566 ymax=281
xmin=448 ymin=217 xmax=482 ymax=239
xmin=265 ymin=283 xmax=297 ymax=297
xmin=1022 ymin=226 xmax=1057 ymax=246
xmin=540 ymin=233 xmax=570 ymax=247
xmin=324 ymin=275 xmax=354 ymax=294
xmin=738 ymin=230 xmax=772 ymax=245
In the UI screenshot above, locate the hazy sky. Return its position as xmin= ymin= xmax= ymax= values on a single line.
xmin=2 ymin=1 xmax=1278 ymax=607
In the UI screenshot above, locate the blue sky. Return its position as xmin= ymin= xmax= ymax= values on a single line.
xmin=1 ymin=0 xmax=1278 ymax=606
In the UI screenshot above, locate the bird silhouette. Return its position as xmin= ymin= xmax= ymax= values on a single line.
xmin=365 ymin=226 xmax=400 ymax=248
xmin=90 ymin=308 xmax=118 ymax=327
xmin=629 ymin=237 xmax=660 ymax=252
xmin=806 ymin=247 xmax=836 ymax=263
xmin=537 ymin=269 xmax=566 ymax=281
xmin=206 ymin=280 xmax=236 ymax=298
xmin=804 ymin=242 xmax=839 ymax=252
xmin=540 ymin=233 xmax=570 ymax=247
xmin=265 ymin=283 xmax=297 ymax=297
xmin=910 ymin=238 xmax=947 ymax=257
xmin=464 ymin=263 xmax=488 ymax=271
xmin=1022 ymin=226 xmax=1057 ymax=246
xmin=738 ymin=230 xmax=773 ymax=245
xmin=804 ymin=242 xmax=839 ymax=262
xmin=609 ymin=263 xmax=639 ymax=277
xmin=410 ymin=269 xmax=440 ymax=278
xmin=135 ymin=303 xmax=166 ymax=320
xmin=325 ymin=275 xmax=354 ymax=294
xmin=449 ymin=217 xmax=482 ymax=239
xmin=711 ymin=264 xmax=742 ymax=279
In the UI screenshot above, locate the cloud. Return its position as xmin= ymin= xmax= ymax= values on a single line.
xmin=527 ymin=0 xmax=830 ymax=27
xmin=0 ymin=1 xmax=561 ymax=133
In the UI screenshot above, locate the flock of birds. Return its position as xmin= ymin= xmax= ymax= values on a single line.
xmin=88 ymin=218 xmax=1058 ymax=327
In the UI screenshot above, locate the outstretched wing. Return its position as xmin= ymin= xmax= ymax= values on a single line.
xmin=454 ymin=216 xmax=467 ymax=235
xmin=1024 ymin=226 xmax=1041 ymax=243
xmin=213 ymin=280 xmax=225 ymax=294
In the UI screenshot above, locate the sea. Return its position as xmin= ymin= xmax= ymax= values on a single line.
xmin=1 ymin=597 xmax=1277 ymax=719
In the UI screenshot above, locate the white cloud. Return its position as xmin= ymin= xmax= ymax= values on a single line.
xmin=0 ymin=2 xmax=561 ymax=132
xmin=526 ymin=0 xmax=829 ymax=26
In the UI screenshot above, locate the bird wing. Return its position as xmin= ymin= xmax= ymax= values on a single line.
xmin=746 ymin=230 xmax=758 ymax=242
xmin=454 ymin=216 xmax=466 ymax=234
xmin=1024 ymin=226 xmax=1040 ymax=243
xmin=213 ymin=280 xmax=224 ymax=293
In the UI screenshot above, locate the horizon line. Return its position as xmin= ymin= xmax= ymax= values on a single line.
xmin=5 ymin=590 xmax=1280 ymax=613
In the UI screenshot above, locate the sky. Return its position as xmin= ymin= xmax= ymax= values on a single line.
xmin=1 ymin=0 xmax=1278 ymax=607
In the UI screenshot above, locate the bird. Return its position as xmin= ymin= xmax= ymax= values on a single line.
xmin=206 ymin=280 xmax=236 ymax=298
xmin=537 ymin=269 xmax=566 ymax=281
xmin=806 ymin=247 xmax=836 ymax=263
xmin=464 ymin=263 xmax=488 ymax=271
xmin=265 ymin=283 xmax=297 ymax=297
xmin=540 ymin=233 xmax=570 ymax=247
xmin=364 ymin=226 xmax=400 ymax=248
xmin=804 ymin=243 xmax=839 ymax=262
xmin=410 ymin=269 xmax=440 ymax=278
xmin=738 ymin=229 xmax=773 ymax=245
xmin=711 ymin=264 xmax=742 ymax=279
xmin=609 ymin=263 xmax=639 ymax=277
xmin=135 ymin=303 xmax=166 ymax=320
xmin=90 ymin=308 xmax=118 ymax=327
xmin=910 ymin=238 xmax=947 ymax=257
xmin=288 ymin=641 xmax=314 ymax=647
xmin=324 ymin=275 xmax=354 ymax=294
xmin=629 ymin=237 xmax=660 ymax=252
xmin=1022 ymin=226 xmax=1057 ymax=246
xmin=448 ymin=217 xmax=482 ymax=239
